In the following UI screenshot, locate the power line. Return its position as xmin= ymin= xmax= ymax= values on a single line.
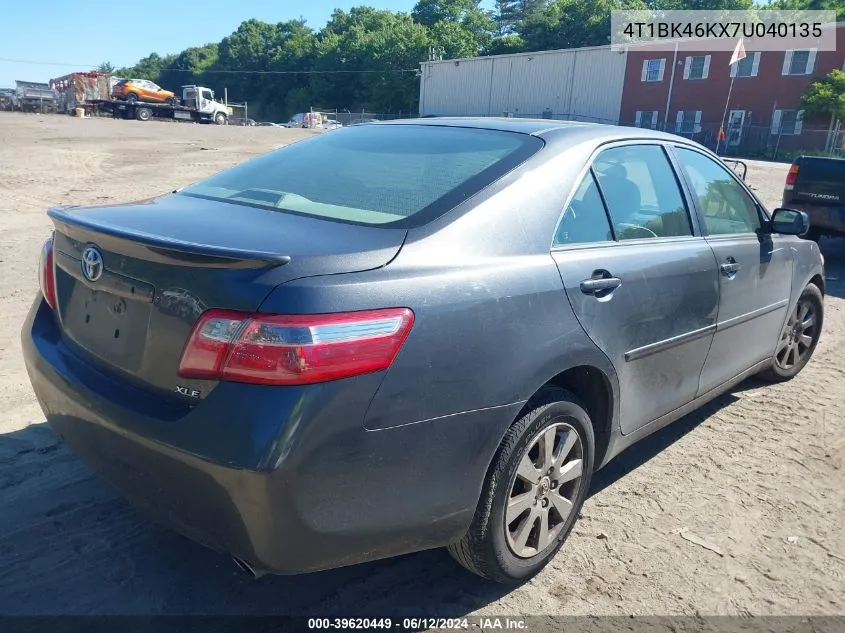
xmin=0 ymin=57 xmax=418 ymax=74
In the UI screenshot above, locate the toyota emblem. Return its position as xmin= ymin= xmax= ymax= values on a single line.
xmin=81 ymin=246 xmax=104 ymax=282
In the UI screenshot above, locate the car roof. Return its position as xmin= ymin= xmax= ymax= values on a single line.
xmin=377 ymin=117 xmax=690 ymax=145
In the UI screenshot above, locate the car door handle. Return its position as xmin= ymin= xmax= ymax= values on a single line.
xmin=580 ymin=271 xmax=622 ymax=295
xmin=720 ymin=258 xmax=741 ymax=277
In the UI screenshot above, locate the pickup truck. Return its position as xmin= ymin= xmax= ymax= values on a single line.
xmin=782 ymin=155 xmax=845 ymax=241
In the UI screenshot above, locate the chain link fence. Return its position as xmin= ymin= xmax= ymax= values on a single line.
xmin=620 ymin=117 xmax=844 ymax=161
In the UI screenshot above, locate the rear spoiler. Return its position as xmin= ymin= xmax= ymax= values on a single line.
xmin=48 ymin=206 xmax=291 ymax=267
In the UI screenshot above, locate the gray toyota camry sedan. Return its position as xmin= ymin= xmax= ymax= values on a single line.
xmin=23 ymin=118 xmax=824 ymax=584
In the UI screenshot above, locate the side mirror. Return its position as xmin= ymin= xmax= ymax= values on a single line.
xmin=770 ymin=208 xmax=810 ymax=236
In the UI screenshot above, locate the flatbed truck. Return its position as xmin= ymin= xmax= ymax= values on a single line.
xmin=88 ymin=85 xmax=230 ymax=125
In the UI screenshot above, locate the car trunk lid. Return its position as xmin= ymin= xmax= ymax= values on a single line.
xmin=48 ymin=193 xmax=406 ymax=398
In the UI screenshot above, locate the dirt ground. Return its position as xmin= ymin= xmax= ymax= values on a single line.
xmin=0 ymin=112 xmax=842 ymax=617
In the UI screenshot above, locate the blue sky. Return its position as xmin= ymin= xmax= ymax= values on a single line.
xmin=0 ymin=0 xmax=421 ymax=87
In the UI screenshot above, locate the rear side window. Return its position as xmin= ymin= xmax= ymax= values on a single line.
xmin=593 ymin=145 xmax=692 ymax=240
xmin=554 ymin=171 xmax=613 ymax=245
xmin=181 ymin=125 xmax=542 ymax=227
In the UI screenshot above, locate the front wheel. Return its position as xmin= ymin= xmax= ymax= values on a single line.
xmin=447 ymin=388 xmax=594 ymax=584
xmin=214 ymin=112 xmax=227 ymax=125
xmin=759 ymin=282 xmax=823 ymax=382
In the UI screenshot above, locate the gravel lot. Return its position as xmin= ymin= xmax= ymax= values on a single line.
xmin=0 ymin=113 xmax=842 ymax=617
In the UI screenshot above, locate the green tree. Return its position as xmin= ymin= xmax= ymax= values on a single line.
xmin=485 ymin=33 xmax=527 ymax=54
xmin=311 ymin=8 xmax=430 ymax=113
xmin=491 ymin=0 xmax=521 ymax=35
xmin=765 ymin=0 xmax=844 ymax=21
xmin=412 ymin=0 xmax=485 ymax=26
xmin=97 ymin=61 xmax=115 ymax=74
xmin=800 ymin=69 xmax=845 ymax=123
xmin=645 ymin=0 xmax=752 ymax=8
xmin=158 ymin=43 xmax=219 ymax=91
xmin=520 ymin=0 xmax=644 ymax=51
xmin=118 ymin=52 xmax=176 ymax=80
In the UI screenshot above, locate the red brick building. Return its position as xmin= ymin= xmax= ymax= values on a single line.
xmin=620 ymin=22 xmax=845 ymax=155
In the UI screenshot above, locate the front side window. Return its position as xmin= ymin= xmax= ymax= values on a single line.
xmin=181 ymin=125 xmax=541 ymax=226
xmin=675 ymin=147 xmax=761 ymax=235
xmin=593 ymin=145 xmax=692 ymax=240
xmin=554 ymin=171 xmax=613 ymax=246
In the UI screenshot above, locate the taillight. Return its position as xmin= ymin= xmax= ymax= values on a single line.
xmin=38 ymin=236 xmax=57 ymax=309
xmin=785 ymin=164 xmax=799 ymax=189
xmin=178 ymin=307 xmax=415 ymax=385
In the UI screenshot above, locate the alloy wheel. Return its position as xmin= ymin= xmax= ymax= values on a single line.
xmin=775 ymin=298 xmax=817 ymax=370
xmin=505 ymin=422 xmax=583 ymax=558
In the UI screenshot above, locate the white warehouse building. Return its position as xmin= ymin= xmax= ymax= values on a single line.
xmin=418 ymin=44 xmax=628 ymax=123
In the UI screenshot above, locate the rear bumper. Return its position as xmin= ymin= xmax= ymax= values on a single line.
xmin=22 ymin=297 xmax=518 ymax=574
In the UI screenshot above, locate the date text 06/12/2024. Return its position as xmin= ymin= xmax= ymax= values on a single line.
xmin=306 ymin=618 xmax=529 ymax=630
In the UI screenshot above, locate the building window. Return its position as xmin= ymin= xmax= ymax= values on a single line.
xmin=771 ymin=109 xmax=805 ymax=136
xmin=635 ymin=110 xmax=659 ymax=129
xmin=684 ymin=55 xmax=711 ymax=80
xmin=675 ymin=110 xmax=702 ymax=134
xmin=732 ymin=52 xmax=761 ymax=78
xmin=641 ymin=59 xmax=665 ymax=82
xmin=783 ymin=50 xmax=816 ymax=76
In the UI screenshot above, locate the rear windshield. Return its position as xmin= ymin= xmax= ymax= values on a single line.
xmin=797 ymin=156 xmax=845 ymax=181
xmin=180 ymin=124 xmax=542 ymax=226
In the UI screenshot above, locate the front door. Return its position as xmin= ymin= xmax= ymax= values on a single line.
xmin=727 ymin=110 xmax=745 ymax=147
xmin=671 ymin=146 xmax=793 ymax=394
xmin=551 ymin=143 xmax=720 ymax=434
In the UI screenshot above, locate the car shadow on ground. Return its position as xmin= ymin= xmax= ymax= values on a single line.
xmin=0 ymin=376 xmax=760 ymax=618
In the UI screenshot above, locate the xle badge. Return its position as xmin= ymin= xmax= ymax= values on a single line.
xmin=175 ymin=386 xmax=201 ymax=398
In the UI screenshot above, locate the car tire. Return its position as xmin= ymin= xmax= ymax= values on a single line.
xmin=166 ymin=97 xmax=178 ymax=106
xmin=214 ymin=112 xmax=227 ymax=125
xmin=135 ymin=107 xmax=153 ymax=122
xmin=126 ymin=93 xmax=138 ymax=103
xmin=758 ymin=282 xmax=823 ymax=383
xmin=447 ymin=387 xmax=594 ymax=584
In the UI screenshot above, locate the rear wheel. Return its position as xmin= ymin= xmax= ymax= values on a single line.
xmin=135 ymin=106 xmax=153 ymax=122
xmin=447 ymin=388 xmax=594 ymax=584
xmin=125 ymin=92 xmax=138 ymax=103
xmin=759 ymin=283 xmax=823 ymax=382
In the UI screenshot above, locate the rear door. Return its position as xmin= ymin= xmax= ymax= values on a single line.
xmin=551 ymin=142 xmax=720 ymax=434
xmin=671 ymin=145 xmax=793 ymax=394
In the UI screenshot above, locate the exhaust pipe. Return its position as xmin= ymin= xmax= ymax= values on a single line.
xmin=232 ymin=556 xmax=267 ymax=579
